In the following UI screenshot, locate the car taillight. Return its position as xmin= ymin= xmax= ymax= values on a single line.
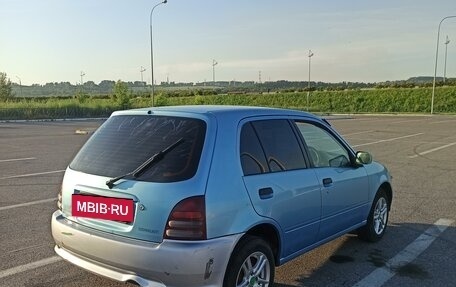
xmin=57 ymin=185 xmax=62 ymax=210
xmin=164 ymin=196 xmax=206 ymax=240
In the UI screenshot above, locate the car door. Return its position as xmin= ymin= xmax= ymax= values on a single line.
xmin=294 ymin=121 xmax=369 ymax=240
xmin=240 ymin=119 xmax=322 ymax=258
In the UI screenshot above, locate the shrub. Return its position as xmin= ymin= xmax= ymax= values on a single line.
xmin=0 ymin=72 xmax=14 ymax=101
xmin=111 ymin=80 xmax=131 ymax=109
xmin=75 ymin=90 xmax=90 ymax=104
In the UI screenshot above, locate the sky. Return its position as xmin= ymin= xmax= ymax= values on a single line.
xmin=0 ymin=0 xmax=455 ymax=85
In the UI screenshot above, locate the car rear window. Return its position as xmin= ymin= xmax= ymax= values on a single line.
xmin=70 ymin=115 xmax=206 ymax=183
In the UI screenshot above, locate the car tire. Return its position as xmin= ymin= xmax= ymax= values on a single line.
xmin=358 ymin=188 xmax=390 ymax=242
xmin=223 ymin=235 xmax=275 ymax=287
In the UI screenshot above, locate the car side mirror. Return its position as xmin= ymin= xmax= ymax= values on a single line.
xmin=356 ymin=151 xmax=372 ymax=165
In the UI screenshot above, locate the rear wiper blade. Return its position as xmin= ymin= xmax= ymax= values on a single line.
xmin=106 ymin=137 xmax=185 ymax=189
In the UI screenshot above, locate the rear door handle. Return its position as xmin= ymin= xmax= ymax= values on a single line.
xmin=322 ymin=178 xmax=333 ymax=187
xmin=259 ymin=187 xmax=273 ymax=199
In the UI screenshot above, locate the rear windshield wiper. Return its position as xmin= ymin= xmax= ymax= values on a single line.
xmin=106 ymin=138 xmax=185 ymax=189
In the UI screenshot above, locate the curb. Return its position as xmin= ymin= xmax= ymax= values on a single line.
xmin=0 ymin=117 xmax=107 ymax=124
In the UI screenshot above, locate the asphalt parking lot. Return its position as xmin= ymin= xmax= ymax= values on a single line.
xmin=1 ymin=115 xmax=455 ymax=287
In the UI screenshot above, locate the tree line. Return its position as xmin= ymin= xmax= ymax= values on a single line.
xmin=1 ymin=71 xmax=455 ymax=99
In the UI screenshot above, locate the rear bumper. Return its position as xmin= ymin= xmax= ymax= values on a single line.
xmin=51 ymin=210 xmax=242 ymax=287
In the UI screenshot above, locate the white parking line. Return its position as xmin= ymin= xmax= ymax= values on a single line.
xmin=0 ymin=170 xmax=65 ymax=180
xmin=352 ymin=133 xmax=424 ymax=148
xmin=430 ymin=119 xmax=456 ymax=124
xmin=0 ymin=157 xmax=36 ymax=163
xmin=409 ymin=142 xmax=456 ymax=158
xmin=389 ymin=119 xmax=427 ymax=124
xmin=352 ymin=218 xmax=453 ymax=287
xmin=342 ymin=130 xmax=375 ymax=137
xmin=0 ymin=256 xmax=62 ymax=280
xmin=0 ymin=198 xmax=56 ymax=212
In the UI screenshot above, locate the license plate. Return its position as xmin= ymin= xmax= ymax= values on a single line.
xmin=72 ymin=194 xmax=134 ymax=223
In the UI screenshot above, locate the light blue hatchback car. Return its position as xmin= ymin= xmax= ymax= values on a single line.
xmin=52 ymin=105 xmax=392 ymax=287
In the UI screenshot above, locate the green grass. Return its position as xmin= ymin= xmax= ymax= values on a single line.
xmin=0 ymin=87 xmax=455 ymax=120
xmin=0 ymin=98 xmax=116 ymax=120
xmin=157 ymin=86 xmax=456 ymax=114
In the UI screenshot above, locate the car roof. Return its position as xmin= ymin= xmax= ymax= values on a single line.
xmin=113 ymin=105 xmax=321 ymax=121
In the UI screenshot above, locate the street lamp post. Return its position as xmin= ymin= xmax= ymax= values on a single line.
xmin=444 ymin=36 xmax=450 ymax=83
xmin=150 ymin=0 xmax=167 ymax=106
xmin=140 ymin=66 xmax=146 ymax=84
xmin=15 ymin=76 xmax=22 ymax=97
xmin=212 ymin=59 xmax=218 ymax=86
xmin=80 ymin=71 xmax=85 ymax=85
xmin=307 ymin=50 xmax=314 ymax=111
xmin=431 ymin=16 xmax=456 ymax=114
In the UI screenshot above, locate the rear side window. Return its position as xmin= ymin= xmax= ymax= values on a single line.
xmin=240 ymin=122 xmax=268 ymax=175
xmin=70 ymin=115 xmax=206 ymax=183
xmin=251 ymin=120 xmax=307 ymax=172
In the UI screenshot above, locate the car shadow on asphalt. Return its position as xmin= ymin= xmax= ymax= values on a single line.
xmin=273 ymin=222 xmax=455 ymax=287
